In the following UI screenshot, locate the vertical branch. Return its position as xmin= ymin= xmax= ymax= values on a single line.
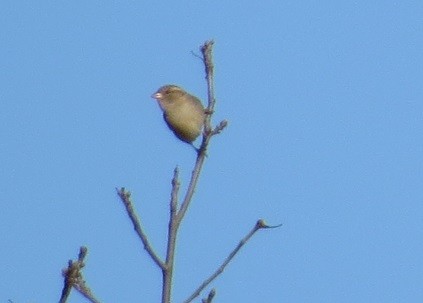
xmin=176 ymin=40 xmax=219 ymax=226
xmin=161 ymin=40 xmax=225 ymax=303
xmin=201 ymin=40 xmax=216 ymax=135
xmin=162 ymin=167 xmax=180 ymax=303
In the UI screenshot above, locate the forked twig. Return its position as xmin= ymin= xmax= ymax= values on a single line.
xmin=59 ymin=246 xmax=101 ymax=303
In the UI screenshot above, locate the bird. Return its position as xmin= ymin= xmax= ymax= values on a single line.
xmin=151 ymin=85 xmax=205 ymax=146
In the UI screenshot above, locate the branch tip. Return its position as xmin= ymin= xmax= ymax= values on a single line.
xmin=212 ymin=120 xmax=228 ymax=135
xmin=257 ymin=219 xmax=283 ymax=229
xmin=208 ymin=289 xmax=216 ymax=300
xmin=202 ymin=288 xmax=216 ymax=303
xmin=201 ymin=40 xmax=215 ymax=53
xmin=116 ymin=187 xmax=131 ymax=199
xmin=172 ymin=166 xmax=180 ymax=185
xmin=78 ymin=246 xmax=88 ymax=261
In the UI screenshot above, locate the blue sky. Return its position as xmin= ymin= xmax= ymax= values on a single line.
xmin=1 ymin=1 xmax=422 ymax=302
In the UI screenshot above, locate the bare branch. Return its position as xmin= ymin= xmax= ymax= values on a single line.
xmin=74 ymin=281 xmax=101 ymax=303
xmin=201 ymin=40 xmax=217 ymax=132
xmin=59 ymin=247 xmax=101 ymax=303
xmin=176 ymin=40 xmax=220 ymax=226
xmin=183 ymin=220 xmax=271 ymax=303
xmin=170 ymin=166 xmax=180 ymax=214
xmin=116 ymin=187 xmax=165 ymax=270
xmin=162 ymin=39 xmax=224 ymax=303
xmin=175 ymin=153 xmax=207 ymax=225
xmin=161 ymin=168 xmax=181 ymax=303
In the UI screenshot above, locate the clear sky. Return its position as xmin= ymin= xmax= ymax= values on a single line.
xmin=1 ymin=1 xmax=422 ymax=302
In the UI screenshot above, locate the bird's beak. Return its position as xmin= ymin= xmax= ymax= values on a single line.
xmin=151 ymin=92 xmax=162 ymax=99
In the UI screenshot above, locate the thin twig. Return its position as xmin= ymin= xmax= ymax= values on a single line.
xmin=59 ymin=247 xmax=101 ymax=303
xmin=116 ymin=187 xmax=165 ymax=270
xmin=183 ymin=220 xmax=275 ymax=303
xmin=74 ymin=282 xmax=101 ymax=303
xmin=190 ymin=50 xmax=203 ymax=60
xmin=175 ymin=153 xmax=206 ymax=226
xmin=201 ymin=40 xmax=216 ymax=135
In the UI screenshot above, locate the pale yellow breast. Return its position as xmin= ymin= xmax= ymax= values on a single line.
xmin=164 ymin=100 xmax=205 ymax=143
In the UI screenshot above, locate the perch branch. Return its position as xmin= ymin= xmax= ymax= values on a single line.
xmin=162 ymin=40 xmax=227 ymax=303
xmin=176 ymin=40 xmax=226 ymax=226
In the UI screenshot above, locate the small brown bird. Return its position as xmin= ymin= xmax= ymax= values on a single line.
xmin=151 ymin=85 xmax=205 ymax=145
